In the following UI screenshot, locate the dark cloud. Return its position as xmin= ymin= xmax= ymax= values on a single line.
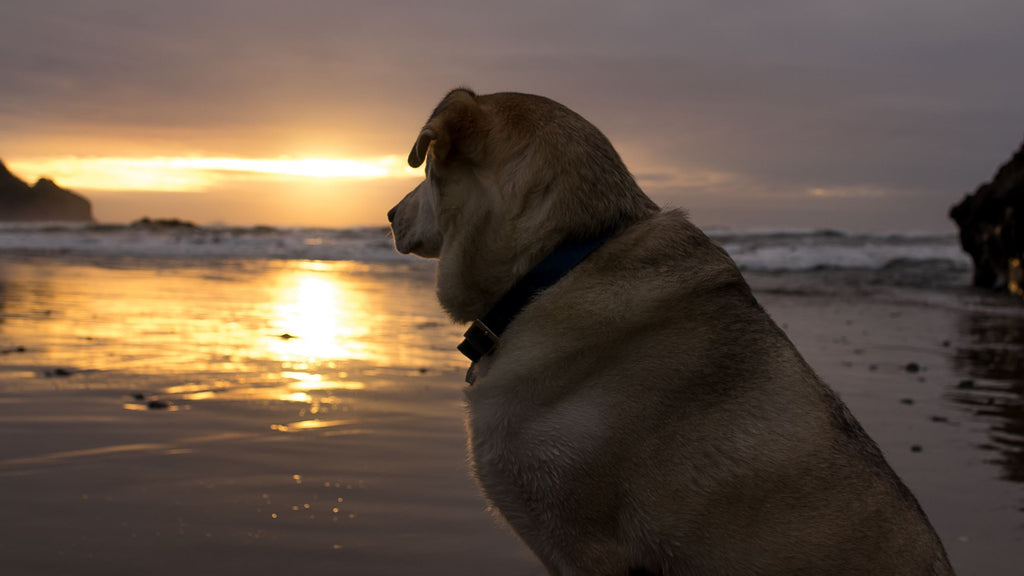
xmin=2 ymin=0 xmax=1023 ymax=231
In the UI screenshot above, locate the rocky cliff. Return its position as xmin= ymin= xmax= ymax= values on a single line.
xmin=950 ymin=138 xmax=1024 ymax=296
xmin=0 ymin=160 xmax=93 ymax=221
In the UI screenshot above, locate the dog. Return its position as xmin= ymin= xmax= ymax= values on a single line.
xmin=388 ymin=89 xmax=954 ymax=575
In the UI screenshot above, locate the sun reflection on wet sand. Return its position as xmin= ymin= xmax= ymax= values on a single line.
xmin=281 ymin=372 xmax=366 ymax=391
xmin=270 ymin=419 xmax=355 ymax=433
xmin=267 ymin=266 xmax=376 ymax=364
xmin=0 ymin=257 xmax=462 ymax=401
xmin=0 ymin=255 xmax=547 ymax=576
xmin=0 ymin=255 xmax=476 ymax=487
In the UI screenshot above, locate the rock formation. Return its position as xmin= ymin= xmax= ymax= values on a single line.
xmin=950 ymin=138 xmax=1024 ymax=296
xmin=0 ymin=160 xmax=93 ymax=221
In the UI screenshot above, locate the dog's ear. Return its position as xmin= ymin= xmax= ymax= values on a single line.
xmin=408 ymin=126 xmax=440 ymax=169
xmin=408 ymin=88 xmax=484 ymax=168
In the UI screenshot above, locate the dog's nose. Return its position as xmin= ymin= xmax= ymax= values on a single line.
xmin=387 ymin=206 xmax=396 ymax=223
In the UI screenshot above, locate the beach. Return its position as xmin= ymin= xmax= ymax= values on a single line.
xmin=0 ymin=226 xmax=1022 ymax=575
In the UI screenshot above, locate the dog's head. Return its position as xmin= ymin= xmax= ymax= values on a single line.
xmin=388 ymin=88 xmax=656 ymax=320
xmin=387 ymin=88 xmax=497 ymax=261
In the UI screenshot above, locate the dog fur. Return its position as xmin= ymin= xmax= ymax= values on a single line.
xmin=388 ymin=89 xmax=954 ymax=575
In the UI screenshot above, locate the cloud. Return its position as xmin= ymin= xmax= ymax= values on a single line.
xmin=808 ymin=186 xmax=887 ymax=199
xmin=2 ymin=0 xmax=1023 ymax=231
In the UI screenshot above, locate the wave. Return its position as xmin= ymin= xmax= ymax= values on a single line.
xmin=0 ymin=222 xmax=972 ymax=276
xmin=0 ymin=222 xmax=405 ymax=262
xmin=708 ymin=229 xmax=971 ymax=274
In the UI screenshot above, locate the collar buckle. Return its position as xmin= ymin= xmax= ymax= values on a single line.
xmin=457 ymin=319 xmax=499 ymax=363
xmin=471 ymin=319 xmax=500 ymax=344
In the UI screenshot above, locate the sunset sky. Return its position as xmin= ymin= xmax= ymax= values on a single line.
xmin=2 ymin=1 xmax=1023 ymax=232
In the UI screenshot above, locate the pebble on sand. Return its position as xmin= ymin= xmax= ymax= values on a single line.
xmin=44 ymin=368 xmax=74 ymax=377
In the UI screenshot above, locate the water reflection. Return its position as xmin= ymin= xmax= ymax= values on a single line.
xmin=951 ymin=311 xmax=1024 ymax=483
xmin=0 ymin=271 xmax=7 ymax=323
xmin=270 ymin=419 xmax=355 ymax=433
xmin=267 ymin=263 xmax=377 ymax=364
xmin=280 ymin=372 xmax=366 ymax=391
xmin=0 ymin=258 xmax=462 ymax=404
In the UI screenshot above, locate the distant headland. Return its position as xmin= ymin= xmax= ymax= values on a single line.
xmin=0 ymin=159 xmax=93 ymax=222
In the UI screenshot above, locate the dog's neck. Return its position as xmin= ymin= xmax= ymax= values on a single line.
xmin=455 ymin=230 xmax=614 ymax=383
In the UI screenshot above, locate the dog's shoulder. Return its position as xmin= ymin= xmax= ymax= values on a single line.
xmin=586 ymin=210 xmax=749 ymax=302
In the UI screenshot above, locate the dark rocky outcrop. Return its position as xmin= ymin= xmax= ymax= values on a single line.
xmin=0 ymin=159 xmax=93 ymax=222
xmin=129 ymin=217 xmax=198 ymax=229
xmin=950 ymin=138 xmax=1024 ymax=296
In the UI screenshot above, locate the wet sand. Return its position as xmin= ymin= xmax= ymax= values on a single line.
xmin=0 ymin=256 xmax=1021 ymax=575
xmin=752 ymin=277 xmax=1024 ymax=575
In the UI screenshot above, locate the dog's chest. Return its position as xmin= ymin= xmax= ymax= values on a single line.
xmin=465 ymin=385 xmax=609 ymax=513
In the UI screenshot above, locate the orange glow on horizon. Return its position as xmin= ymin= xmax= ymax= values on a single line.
xmin=5 ymin=155 xmax=422 ymax=193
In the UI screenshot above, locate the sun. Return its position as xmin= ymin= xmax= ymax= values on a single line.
xmin=168 ymin=157 xmax=393 ymax=179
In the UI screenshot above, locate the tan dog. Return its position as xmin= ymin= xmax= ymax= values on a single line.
xmin=388 ymin=89 xmax=954 ymax=575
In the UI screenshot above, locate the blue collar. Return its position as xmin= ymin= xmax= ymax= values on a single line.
xmin=457 ymin=231 xmax=613 ymax=383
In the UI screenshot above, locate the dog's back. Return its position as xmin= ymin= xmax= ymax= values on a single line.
xmin=468 ymin=210 xmax=953 ymax=575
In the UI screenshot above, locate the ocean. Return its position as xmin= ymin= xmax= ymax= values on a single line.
xmin=0 ymin=221 xmax=996 ymax=318
xmin=0 ymin=221 xmax=1021 ymax=575
xmin=0 ymin=221 xmax=973 ymax=275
